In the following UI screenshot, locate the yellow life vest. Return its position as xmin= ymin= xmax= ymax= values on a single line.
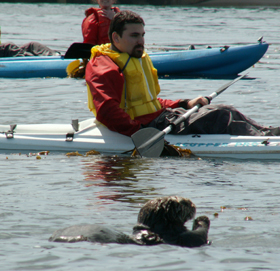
xmin=87 ymin=43 xmax=162 ymax=120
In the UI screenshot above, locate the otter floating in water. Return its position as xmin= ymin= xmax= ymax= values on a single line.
xmin=49 ymin=196 xmax=210 ymax=247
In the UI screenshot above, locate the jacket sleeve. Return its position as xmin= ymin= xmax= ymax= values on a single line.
xmin=114 ymin=7 xmax=121 ymax=13
xmin=82 ymin=10 xmax=99 ymax=45
xmin=85 ymin=56 xmax=142 ymax=137
xmin=157 ymin=97 xmax=180 ymax=109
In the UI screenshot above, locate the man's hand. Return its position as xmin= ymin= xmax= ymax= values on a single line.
xmin=101 ymin=9 xmax=115 ymax=20
xmin=187 ymin=96 xmax=209 ymax=109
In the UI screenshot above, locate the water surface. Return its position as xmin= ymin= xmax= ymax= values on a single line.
xmin=1 ymin=3 xmax=280 ymax=271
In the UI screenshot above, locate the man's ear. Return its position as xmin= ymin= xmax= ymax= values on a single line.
xmin=112 ymin=32 xmax=119 ymax=44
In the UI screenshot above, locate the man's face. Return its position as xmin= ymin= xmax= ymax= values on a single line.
xmin=97 ymin=0 xmax=115 ymax=9
xmin=113 ymin=23 xmax=145 ymax=58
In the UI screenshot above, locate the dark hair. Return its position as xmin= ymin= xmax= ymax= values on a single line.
xmin=137 ymin=196 xmax=196 ymax=229
xmin=92 ymin=0 xmax=117 ymax=3
xmin=109 ymin=10 xmax=145 ymax=44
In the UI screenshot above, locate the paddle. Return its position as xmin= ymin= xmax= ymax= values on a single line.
xmin=131 ymin=73 xmax=247 ymax=158
xmin=64 ymin=42 xmax=93 ymax=59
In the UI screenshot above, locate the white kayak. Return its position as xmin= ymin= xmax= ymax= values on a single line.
xmin=0 ymin=118 xmax=280 ymax=159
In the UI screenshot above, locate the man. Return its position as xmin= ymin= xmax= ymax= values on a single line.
xmin=82 ymin=0 xmax=120 ymax=45
xmin=85 ymin=10 xmax=279 ymax=138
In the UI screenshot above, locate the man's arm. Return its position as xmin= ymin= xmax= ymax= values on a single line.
xmin=157 ymin=97 xmax=181 ymax=109
xmin=82 ymin=11 xmax=99 ymax=45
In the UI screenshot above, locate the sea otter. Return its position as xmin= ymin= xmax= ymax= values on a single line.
xmin=49 ymin=196 xmax=210 ymax=247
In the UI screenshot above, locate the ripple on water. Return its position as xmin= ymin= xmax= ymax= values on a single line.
xmin=1 ymin=3 xmax=280 ymax=271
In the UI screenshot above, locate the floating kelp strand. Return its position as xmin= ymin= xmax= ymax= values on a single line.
xmin=66 ymin=149 xmax=100 ymax=157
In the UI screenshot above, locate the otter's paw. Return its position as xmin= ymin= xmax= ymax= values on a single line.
xmin=192 ymin=216 xmax=210 ymax=231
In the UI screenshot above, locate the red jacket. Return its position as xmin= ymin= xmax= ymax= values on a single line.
xmin=82 ymin=7 xmax=120 ymax=45
xmin=85 ymin=55 xmax=181 ymax=137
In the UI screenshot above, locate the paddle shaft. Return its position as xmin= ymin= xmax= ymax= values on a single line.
xmin=133 ymin=73 xmax=247 ymax=155
xmin=168 ymin=73 xmax=247 ymax=132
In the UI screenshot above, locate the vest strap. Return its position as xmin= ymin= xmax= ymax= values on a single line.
xmin=121 ymin=56 xmax=131 ymax=112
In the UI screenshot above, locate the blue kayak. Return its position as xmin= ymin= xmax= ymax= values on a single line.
xmin=0 ymin=42 xmax=268 ymax=78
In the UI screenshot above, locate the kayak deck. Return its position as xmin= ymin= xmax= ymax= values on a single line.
xmin=151 ymin=42 xmax=269 ymax=76
xmin=1 ymin=118 xmax=280 ymax=159
xmin=0 ymin=42 xmax=269 ymax=78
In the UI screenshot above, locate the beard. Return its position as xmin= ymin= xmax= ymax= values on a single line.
xmin=130 ymin=45 xmax=144 ymax=58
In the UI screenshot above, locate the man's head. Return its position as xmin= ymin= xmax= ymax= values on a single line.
xmin=137 ymin=196 xmax=196 ymax=230
xmin=109 ymin=10 xmax=145 ymax=58
xmin=95 ymin=0 xmax=116 ymax=9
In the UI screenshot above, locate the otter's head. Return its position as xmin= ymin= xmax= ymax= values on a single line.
xmin=137 ymin=196 xmax=196 ymax=229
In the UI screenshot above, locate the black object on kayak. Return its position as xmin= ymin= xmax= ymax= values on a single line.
xmin=64 ymin=42 xmax=93 ymax=59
